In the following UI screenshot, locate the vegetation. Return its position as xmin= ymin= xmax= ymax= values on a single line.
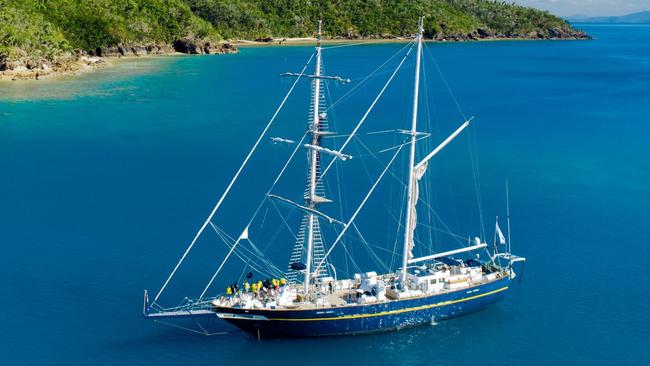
xmin=185 ymin=0 xmax=583 ymax=40
xmin=0 ymin=0 xmax=586 ymax=75
xmin=0 ymin=1 xmax=71 ymax=64
xmin=0 ymin=0 xmax=217 ymax=70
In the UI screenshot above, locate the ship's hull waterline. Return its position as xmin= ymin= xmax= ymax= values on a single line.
xmin=214 ymin=277 xmax=510 ymax=338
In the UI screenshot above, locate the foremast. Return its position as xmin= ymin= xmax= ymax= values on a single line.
xmin=400 ymin=17 xmax=425 ymax=287
xmin=303 ymin=20 xmax=329 ymax=294
xmin=303 ymin=20 xmax=325 ymax=294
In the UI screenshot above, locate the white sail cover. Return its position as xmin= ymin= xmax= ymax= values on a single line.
xmin=406 ymin=161 xmax=428 ymax=259
xmin=405 ymin=120 xmax=471 ymax=261
xmin=496 ymin=221 xmax=506 ymax=245
xmin=239 ymin=226 xmax=249 ymax=241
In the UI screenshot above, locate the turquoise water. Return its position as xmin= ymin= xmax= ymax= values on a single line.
xmin=1 ymin=24 xmax=649 ymax=365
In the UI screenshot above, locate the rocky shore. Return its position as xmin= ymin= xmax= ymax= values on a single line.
xmin=1 ymin=27 xmax=587 ymax=81
xmin=426 ymin=26 xmax=591 ymax=41
xmin=0 ymin=39 xmax=237 ymax=81
xmin=342 ymin=25 xmax=590 ymax=42
xmin=0 ymin=0 xmax=591 ymax=82
xmin=237 ymin=26 xmax=590 ymax=46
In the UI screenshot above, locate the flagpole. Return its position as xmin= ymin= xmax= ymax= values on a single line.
xmin=493 ymin=216 xmax=498 ymax=255
xmin=506 ymin=180 xmax=512 ymax=255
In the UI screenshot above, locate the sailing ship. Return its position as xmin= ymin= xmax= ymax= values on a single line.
xmin=143 ymin=18 xmax=526 ymax=338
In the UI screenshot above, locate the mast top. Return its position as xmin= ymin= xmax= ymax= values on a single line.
xmin=317 ymin=19 xmax=322 ymax=47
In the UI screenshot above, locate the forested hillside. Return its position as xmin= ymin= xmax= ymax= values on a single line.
xmin=0 ymin=0 xmax=220 ymax=63
xmin=186 ymin=0 xmax=587 ymax=41
xmin=0 ymin=0 xmax=588 ymax=79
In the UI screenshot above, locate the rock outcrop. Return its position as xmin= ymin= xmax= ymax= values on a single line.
xmin=172 ymin=38 xmax=236 ymax=55
xmin=0 ymin=52 xmax=106 ymax=81
xmin=425 ymin=26 xmax=589 ymax=42
xmin=1 ymin=41 xmax=237 ymax=80
xmin=0 ymin=54 xmax=8 ymax=72
xmin=90 ymin=43 xmax=177 ymax=57
xmin=172 ymin=38 xmax=203 ymax=54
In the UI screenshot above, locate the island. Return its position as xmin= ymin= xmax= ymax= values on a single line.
xmin=0 ymin=0 xmax=590 ymax=80
xmin=567 ymin=11 xmax=650 ymax=24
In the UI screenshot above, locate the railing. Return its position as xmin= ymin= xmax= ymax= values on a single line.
xmin=144 ymin=294 xmax=219 ymax=318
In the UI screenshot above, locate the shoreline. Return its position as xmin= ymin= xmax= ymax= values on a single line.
xmin=0 ymin=56 xmax=112 ymax=82
xmin=233 ymin=35 xmax=590 ymax=48
xmin=0 ymin=53 xmax=186 ymax=83
xmin=1 ymin=34 xmax=589 ymax=82
xmin=0 ymin=41 xmax=237 ymax=82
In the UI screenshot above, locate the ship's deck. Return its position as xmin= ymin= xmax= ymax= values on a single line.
xmin=212 ymin=269 xmax=509 ymax=311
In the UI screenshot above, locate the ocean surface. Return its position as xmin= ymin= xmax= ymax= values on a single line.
xmin=1 ymin=24 xmax=649 ymax=365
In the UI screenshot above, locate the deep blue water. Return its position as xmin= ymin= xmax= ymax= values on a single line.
xmin=1 ymin=24 xmax=649 ymax=365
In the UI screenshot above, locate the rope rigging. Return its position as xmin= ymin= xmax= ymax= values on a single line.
xmin=323 ymin=40 xmax=415 ymax=112
xmin=153 ymin=53 xmax=316 ymax=304
xmin=423 ymin=42 xmax=487 ymax=242
xmin=152 ymin=36 xmax=489 ymax=308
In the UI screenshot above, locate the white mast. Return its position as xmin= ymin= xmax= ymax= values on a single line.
xmin=401 ymin=17 xmax=424 ymax=287
xmin=304 ymin=20 xmax=323 ymax=294
xmin=506 ymin=180 xmax=512 ymax=255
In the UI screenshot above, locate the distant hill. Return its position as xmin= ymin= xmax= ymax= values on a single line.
xmin=567 ymin=11 xmax=650 ymax=24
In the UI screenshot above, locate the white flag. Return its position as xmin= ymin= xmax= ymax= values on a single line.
xmin=496 ymin=221 xmax=506 ymax=245
xmin=239 ymin=226 xmax=249 ymax=241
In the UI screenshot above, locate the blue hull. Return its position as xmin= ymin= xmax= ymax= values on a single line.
xmin=215 ymin=277 xmax=510 ymax=337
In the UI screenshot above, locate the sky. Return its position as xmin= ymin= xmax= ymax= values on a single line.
xmin=512 ymin=0 xmax=650 ymax=17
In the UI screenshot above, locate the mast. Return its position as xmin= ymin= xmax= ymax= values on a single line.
xmin=304 ymin=20 xmax=324 ymax=294
xmin=401 ymin=17 xmax=424 ymax=287
xmin=506 ymin=180 xmax=512 ymax=255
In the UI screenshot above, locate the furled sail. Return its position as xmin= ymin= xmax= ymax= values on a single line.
xmin=406 ymin=161 xmax=429 ymax=259
xmin=239 ymin=226 xmax=249 ymax=241
xmin=404 ymin=120 xmax=471 ymax=261
xmin=496 ymin=221 xmax=506 ymax=245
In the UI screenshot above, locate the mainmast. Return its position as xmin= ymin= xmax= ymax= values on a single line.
xmin=283 ymin=20 xmax=348 ymax=293
xmin=304 ymin=20 xmax=324 ymax=294
xmin=401 ymin=17 xmax=424 ymax=287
